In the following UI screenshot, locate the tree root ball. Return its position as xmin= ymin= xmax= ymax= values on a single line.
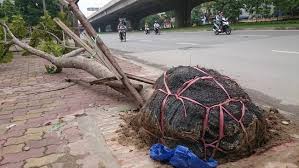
xmin=137 ymin=66 xmax=267 ymax=160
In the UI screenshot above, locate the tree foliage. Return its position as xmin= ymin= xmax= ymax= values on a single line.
xmin=140 ymin=14 xmax=161 ymax=28
xmin=0 ymin=15 xmax=27 ymax=64
xmin=213 ymin=0 xmax=244 ymax=22
xmin=14 ymin=0 xmax=61 ymax=25
xmin=272 ymin=0 xmax=299 ymax=16
xmin=0 ymin=27 xmax=4 ymax=40
xmin=29 ymin=12 xmax=63 ymax=48
xmin=191 ymin=6 xmax=203 ymax=25
xmin=37 ymin=40 xmax=65 ymax=57
xmin=0 ymin=0 xmax=72 ymax=66
xmin=0 ymin=0 xmax=18 ymax=21
xmin=192 ymin=0 xmax=299 ymax=23
xmin=10 ymin=15 xmax=28 ymax=39
xmin=243 ymin=0 xmax=272 ymax=19
xmin=162 ymin=11 xmax=175 ymax=20
xmin=0 ymin=44 xmax=13 ymax=63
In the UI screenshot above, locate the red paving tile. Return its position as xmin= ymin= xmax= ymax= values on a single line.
xmin=0 ymin=53 xmax=151 ymax=167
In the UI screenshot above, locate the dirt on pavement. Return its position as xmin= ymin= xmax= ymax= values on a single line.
xmin=116 ymin=107 xmax=299 ymax=167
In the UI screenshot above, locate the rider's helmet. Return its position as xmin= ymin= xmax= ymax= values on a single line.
xmin=119 ymin=18 xmax=125 ymax=24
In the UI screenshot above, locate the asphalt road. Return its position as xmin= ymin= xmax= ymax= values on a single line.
xmin=100 ymin=30 xmax=299 ymax=118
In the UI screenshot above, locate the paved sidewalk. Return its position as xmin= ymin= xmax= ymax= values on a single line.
xmin=0 ymin=53 xmax=162 ymax=168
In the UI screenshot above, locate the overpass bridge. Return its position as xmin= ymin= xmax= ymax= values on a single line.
xmin=88 ymin=0 xmax=210 ymax=32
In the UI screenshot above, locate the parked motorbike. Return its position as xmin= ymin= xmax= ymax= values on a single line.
xmin=213 ymin=18 xmax=231 ymax=35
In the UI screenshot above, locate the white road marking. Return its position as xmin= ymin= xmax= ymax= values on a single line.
xmin=176 ymin=42 xmax=199 ymax=46
xmin=139 ymin=40 xmax=153 ymax=42
xmin=239 ymin=35 xmax=268 ymax=37
xmin=272 ymin=50 xmax=299 ymax=54
xmin=241 ymin=29 xmax=299 ymax=32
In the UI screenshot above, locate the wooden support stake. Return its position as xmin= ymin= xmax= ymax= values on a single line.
xmin=54 ymin=18 xmax=120 ymax=79
xmin=90 ymin=77 xmax=118 ymax=85
xmin=66 ymin=0 xmax=145 ymax=106
xmin=54 ymin=18 xmax=94 ymax=53
xmin=66 ymin=78 xmax=143 ymax=93
xmin=125 ymin=73 xmax=155 ymax=85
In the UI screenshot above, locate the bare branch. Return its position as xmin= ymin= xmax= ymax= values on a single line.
xmin=33 ymin=28 xmax=79 ymax=50
xmin=62 ymin=48 xmax=85 ymax=58
xmin=0 ymin=40 xmax=13 ymax=45
xmin=65 ymin=77 xmax=144 ymax=98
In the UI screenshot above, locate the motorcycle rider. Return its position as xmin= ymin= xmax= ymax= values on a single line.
xmin=216 ymin=11 xmax=224 ymax=31
xmin=118 ymin=19 xmax=127 ymax=31
xmin=153 ymin=21 xmax=160 ymax=34
xmin=145 ymin=23 xmax=150 ymax=34
xmin=117 ymin=19 xmax=127 ymax=40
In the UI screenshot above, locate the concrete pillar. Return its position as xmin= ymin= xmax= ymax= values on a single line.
xmin=111 ymin=22 xmax=118 ymax=32
xmin=99 ymin=24 xmax=106 ymax=32
xmin=174 ymin=0 xmax=192 ymax=27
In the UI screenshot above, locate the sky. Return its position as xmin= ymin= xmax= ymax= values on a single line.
xmin=78 ymin=0 xmax=111 ymax=17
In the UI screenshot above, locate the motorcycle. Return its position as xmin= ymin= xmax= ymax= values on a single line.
xmin=213 ymin=18 xmax=231 ymax=35
xmin=145 ymin=28 xmax=150 ymax=35
xmin=154 ymin=27 xmax=160 ymax=35
xmin=119 ymin=29 xmax=126 ymax=42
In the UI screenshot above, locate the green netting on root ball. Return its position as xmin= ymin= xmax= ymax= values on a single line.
xmin=137 ymin=66 xmax=266 ymax=160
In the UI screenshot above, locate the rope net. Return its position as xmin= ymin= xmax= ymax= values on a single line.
xmin=143 ymin=66 xmax=258 ymax=159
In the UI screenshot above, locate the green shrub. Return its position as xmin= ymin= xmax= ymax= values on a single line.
xmin=0 ymin=43 xmax=13 ymax=63
xmin=29 ymin=12 xmax=63 ymax=47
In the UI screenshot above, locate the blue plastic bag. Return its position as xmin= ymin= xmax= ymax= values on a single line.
xmin=170 ymin=145 xmax=218 ymax=168
xmin=150 ymin=143 xmax=174 ymax=161
xmin=149 ymin=144 xmax=218 ymax=168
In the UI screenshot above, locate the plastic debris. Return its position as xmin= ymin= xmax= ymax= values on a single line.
xmin=150 ymin=144 xmax=174 ymax=161
xmin=23 ymin=146 xmax=30 ymax=151
xmin=150 ymin=144 xmax=218 ymax=168
xmin=6 ymin=124 xmax=17 ymax=129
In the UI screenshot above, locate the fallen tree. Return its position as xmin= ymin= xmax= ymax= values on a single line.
xmin=0 ymin=21 xmax=153 ymax=100
xmin=0 ymin=0 xmax=150 ymax=105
